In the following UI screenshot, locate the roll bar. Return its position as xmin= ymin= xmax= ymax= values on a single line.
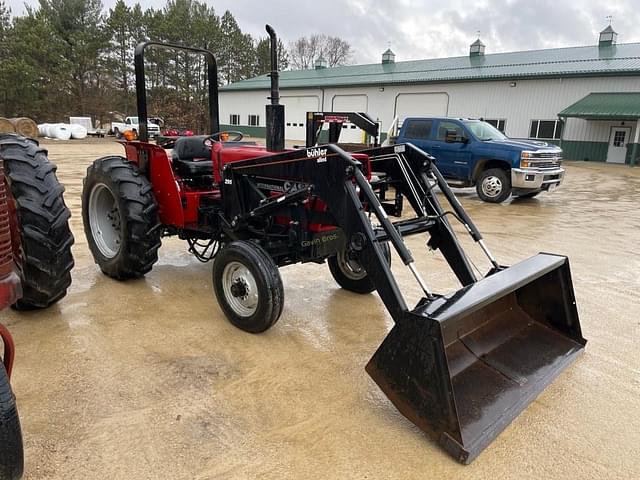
xmin=134 ymin=41 xmax=220 ymax=142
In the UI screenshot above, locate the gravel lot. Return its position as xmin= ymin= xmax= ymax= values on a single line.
xmin=2 ymin=138 xmax=639 ymax=479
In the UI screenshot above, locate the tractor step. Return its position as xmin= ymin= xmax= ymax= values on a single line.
xmin=375 ymin=217 xmax=436 ymax=242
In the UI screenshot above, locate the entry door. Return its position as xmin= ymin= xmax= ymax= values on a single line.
xmin=607 ymin=127 xmax=631 ymax=164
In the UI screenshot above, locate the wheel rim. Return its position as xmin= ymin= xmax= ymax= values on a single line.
xmin=337 ymin=249 xmax=367 ymax=280
xmin=222 ymin=261 xmax=259 ymax=317
xmin=88 ymin=183 xmax=122 ymax=259
xmin=481 ymin=175 xmax=503 ymax=198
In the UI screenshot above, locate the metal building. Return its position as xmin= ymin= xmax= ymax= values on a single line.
xmin=219 ymin=25 xmax=640 ymax=165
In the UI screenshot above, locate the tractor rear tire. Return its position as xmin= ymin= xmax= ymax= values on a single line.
xmin=0 ymin=134 xmax=74 ymax=310
xmin=0 ymin=362 xmax=23 ymax=480
xmin=328 ymin=242 xmax=391 ymax=294
xmin=213 ymin=241 xmax=284 ymax=333
xmin=82 ymin=156 xmax=161 ymax=279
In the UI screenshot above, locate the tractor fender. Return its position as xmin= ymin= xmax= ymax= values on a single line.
xmin=123 ymin=141 xmax=185 ymax=228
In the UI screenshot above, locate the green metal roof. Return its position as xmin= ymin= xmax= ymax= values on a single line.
xmin=558 ymin=92 xmax=640 ymax=119
xmin=222 ymin=43 xmax=640 ymax=91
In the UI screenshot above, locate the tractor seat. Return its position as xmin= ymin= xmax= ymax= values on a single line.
xmin=172 ymin=136 xmax=214 ymax=176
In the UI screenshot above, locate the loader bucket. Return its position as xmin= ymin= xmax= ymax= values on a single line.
xmin=366 ymin=253 xmax=586 ymax=464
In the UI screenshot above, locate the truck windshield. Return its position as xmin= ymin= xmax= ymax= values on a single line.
xmin=464 ymin=121 xmax=507 ymax=141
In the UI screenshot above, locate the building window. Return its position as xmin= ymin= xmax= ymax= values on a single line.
xmin=404 ymin=119 xmax=433 ymax=139
xmin=613 ymin=130 xmax=626 ymax=147
xmin=248 ymin=115 xmax=260 ymax=126
xmin=530 ymin=120 xmax=563 ymax=140
xmin=484 ymin=119 xmax=506 ymax=133
xmin=229 ymin=114 xmax=240 ymax=125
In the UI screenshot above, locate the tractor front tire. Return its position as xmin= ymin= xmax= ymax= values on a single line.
xmin=328 ymin=242 xmax=391 ymax=294
xmin=82 ymin=156 xmax=161 ymax=279
xmin=1 ymin=134 xmax=74 ymax=309
xmin=213 ymin=241 xmax=284 ymax=333
xmin=0 ymin=362 xmax=23 ymax=480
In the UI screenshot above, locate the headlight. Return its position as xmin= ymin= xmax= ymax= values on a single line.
xmin=520 ymin=151 xmax=534 ymax=168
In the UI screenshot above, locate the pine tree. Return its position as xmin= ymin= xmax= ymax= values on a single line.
xmin=38 ymin=0 xmax=109 ymax=115
xmin=254 ymin=37 xmax=289 ymax=75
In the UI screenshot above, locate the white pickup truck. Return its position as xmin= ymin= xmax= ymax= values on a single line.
xmin=110 ymin=116 xmax=161 ymax=138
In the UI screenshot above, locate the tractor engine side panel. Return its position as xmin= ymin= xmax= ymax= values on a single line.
xmin=0 ymin=159 xmax=22 ymax=308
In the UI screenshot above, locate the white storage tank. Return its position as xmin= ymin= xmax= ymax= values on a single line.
xmin=48 ymin=124 xmax=72 ymax=140
xmin=69 ymin=123 xmax=88 ymax=139
xmin=37 ymin=123 xmax=51 ymax=137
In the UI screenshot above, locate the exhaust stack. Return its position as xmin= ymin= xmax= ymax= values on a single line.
xmin=265 ymin=25 xmax=285 ymax=152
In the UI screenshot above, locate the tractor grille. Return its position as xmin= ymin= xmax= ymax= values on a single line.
xmin=0 ymin=159 xmax=14 ymax=278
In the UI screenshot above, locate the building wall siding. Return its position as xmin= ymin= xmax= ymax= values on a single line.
xmin=560 ymin=140 xmax=609 ymax=162
xmin=219 ymin=75 xmax=640 ymax=143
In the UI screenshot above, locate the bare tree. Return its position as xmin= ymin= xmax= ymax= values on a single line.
xmin=289 ymin=34 xmax=352 ymax=70
xmin=323 ymin=36 xmax=351 ymax=67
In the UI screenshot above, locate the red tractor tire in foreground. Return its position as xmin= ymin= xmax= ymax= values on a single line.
xmin=0 ymin=361 xmax=22 ymax=480
xmin=0 ymin=135 xmax=74 ymax=309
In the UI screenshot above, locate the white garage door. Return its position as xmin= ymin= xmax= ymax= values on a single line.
xmin=281 ymin=95 xmax=320 ymax=141
xmin=395 ymin=93 xmax=449 ymax=124
xmin=332 ymin=94 xmax=369 ymax=143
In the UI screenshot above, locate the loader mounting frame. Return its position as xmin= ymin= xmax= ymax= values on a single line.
xmin=219 ymin=142 xmax=586 ymax=463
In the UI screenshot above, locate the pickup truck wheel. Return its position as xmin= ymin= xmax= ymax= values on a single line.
xmin=476 ymin=168 xmax=511 ymax=203
xmin=113 ymin=127 xmax=122 ymax=139
xmin=328 ymin=242 xmax=391 ymax=294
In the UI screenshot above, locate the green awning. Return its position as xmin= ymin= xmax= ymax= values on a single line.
xmin=559 ymin=92 xmax=640 ymax=119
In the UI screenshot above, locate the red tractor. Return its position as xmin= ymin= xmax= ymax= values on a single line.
xmin=0 ymin=135 xmax=75 ymax=479
xmin=81 ymin=26 xmax=586 ymax=464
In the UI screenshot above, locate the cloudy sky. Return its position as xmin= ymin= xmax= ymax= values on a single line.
xmin=6 ymin=0 xmax=640 ymax=64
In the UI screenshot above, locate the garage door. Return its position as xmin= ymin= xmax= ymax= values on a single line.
xmin=281 ymin=95 xmax=320 ymax=141
xmin=395 ymin=93 xmax=449 ymax=123
xmin=332 ymin=94 xmax=369 ymax=143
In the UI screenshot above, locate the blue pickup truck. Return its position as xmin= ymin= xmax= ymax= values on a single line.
xmin=391 ymin=117 xmax=565 ymax=203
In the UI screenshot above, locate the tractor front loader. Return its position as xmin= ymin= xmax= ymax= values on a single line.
xmin=81 ymin=25 xmax=585 ymax=464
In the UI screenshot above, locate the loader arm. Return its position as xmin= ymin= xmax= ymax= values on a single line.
xmin=222 ymin=143 xmax=585 ymax=464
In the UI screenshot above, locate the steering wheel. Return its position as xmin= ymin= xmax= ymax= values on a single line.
xmin=209 ymin=131 xmax=244 ymax=142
